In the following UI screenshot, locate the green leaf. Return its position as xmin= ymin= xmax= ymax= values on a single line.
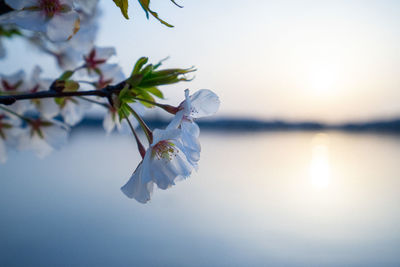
xmin=127 ymin=74 xmax=143 ymax=88
xmin=139 ymin=75 xmax=181 ymax=87
xmin=153 ymin=56 xmax=169 ymax=70
xmin=119 ymin=86 xmax=134 ymax=102
xmin=170 ymin=0 xmax=183 ymax=8
xmin=59 ymin=70 xmax=74 ymax=81
xmin=131 ymin=57 xmax=148 ymax=75
xmin=118 ymin=103 xmax=135 ymax=121
xmin=138 ymin=0 xmax=174 ymax=27
xmin=113 ymin=0 xmax=129 ymax=19
xmin=135 ymin=89 xmax=155 ymax=108
xmin=64 ymin=80 xmax=80 ymax=92
xmin=50 ymin=79 xmax=79 ymax=92
xmin=140 ymin=64 xmax=154 ymax=78
xmin=0 ymin=26 xmax=22 ymax=38
xmin=55 ymin=97 xmax=66 ymax=107
xmin=146 ymin=87 xmax=164 ymax=99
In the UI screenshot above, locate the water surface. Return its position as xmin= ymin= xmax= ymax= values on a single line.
xmin=1 ymin=130 xmax=400 ymax=266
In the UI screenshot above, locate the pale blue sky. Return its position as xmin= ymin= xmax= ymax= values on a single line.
xmin=2 ymin=0 xmax=400 ymax=122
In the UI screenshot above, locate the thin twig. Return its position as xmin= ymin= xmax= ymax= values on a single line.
xmin=121 ymin=109 xmax=146 ymax=159
xmin=130 ymin=107 xmax=153 ymax=144
xmin=133 ymin=97 xmax=179 ymax=114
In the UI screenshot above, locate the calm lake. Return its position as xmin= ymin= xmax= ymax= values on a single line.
xmin=1 ymin=130 xmax=400 ymax=266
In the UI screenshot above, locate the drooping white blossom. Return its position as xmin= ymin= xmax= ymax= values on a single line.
xmin=167 ymin=89 xmax=220 ymax=166
xmin=121 ymin=128 xmax=194 ymax=203
xmin=0 ymin=0 xmax=81 ymax=42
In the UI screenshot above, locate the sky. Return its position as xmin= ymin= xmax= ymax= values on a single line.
xmin=1 ymin=0 xmax=400 ymax=123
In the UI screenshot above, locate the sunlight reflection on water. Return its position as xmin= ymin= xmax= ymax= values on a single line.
xmin=1 ymin=130 xmax=400 ymax=266
xmin=309 ymin=133 xmax=331 ymax=189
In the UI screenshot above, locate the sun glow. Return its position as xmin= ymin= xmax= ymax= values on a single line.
xmin=309 ymin=134 xmax=331 ymax=190
xmin=307 ymin=63 xmax=343 ymax=96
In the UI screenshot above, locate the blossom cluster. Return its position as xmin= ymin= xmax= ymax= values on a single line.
xmin=121 ymin=89 xmax=220 ymax=203
xmin=0 ymin=0 xmax=220 ymax=203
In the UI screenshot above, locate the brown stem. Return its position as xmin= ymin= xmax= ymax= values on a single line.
xmin=0 ymin=81 xmax=127 ymax=105
xmin=122 ymin=109 xmax=146 ymax=159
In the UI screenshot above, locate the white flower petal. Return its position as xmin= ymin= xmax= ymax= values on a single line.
xmin=182 ymin=120 xmax=200 ymax=138
xmin=5 ymin=0 xmax=37 ymax=10
xmin=190 ymin=89 xmax=220 ymax=118
xmin=0 ymin=10 xmax=47 ymax=32
xmin=0 ymin=39 xmax=5 ymax=59
xmin=60 ymin=0 xmax=74 ymax=5
xmin=1 ymin=70 xmax=26 ymax=87
xmin=175 ymin=138 xmax=199 ymax=167
xmin=103 ymin=110 xmax=115 ymax=134
xmin=31 ymin=65 xmax=42 ymax=83
xmin=150 ymin=157 xmax=178 ymax=189
xmin=99 ymin=64 xmax=125 ymax=83
xmin=46 ymin=10 xmax=79 ymax=42
xmin=0 ymin=139 xmax=7 ymax=163
xmin=42 ymin=123 xmax=69 ymax=149
xmin=121 ymin=163 xmax=154 ymax=203
xmin=61 ymin=98 xmax=91 ymax=126
xmin=94 ymin=46 xmax=116 ymax=60
xmin=73 ymin=0 xmax=98 ymax=14
xmin=38 ymin=98 xmax=60 ymax=119
xmin=166 ymin=110 xmax=184 ymax=130
xmin=19 ymin=133 xmax=53 ymax=158
xmin=152 ymin=128 xmax=181 ymax=146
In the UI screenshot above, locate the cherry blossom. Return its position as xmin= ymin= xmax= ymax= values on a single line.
xmin=0 ymin=70 xmax=30 ymax=115
xmin=17 ymin=118 xmax=69 ymax=158
xmin=95 ymin=64 xmax=125 ymax=90
xmin=121 ymin=128 xmax=193 ymax=203
xmin=29 ymin=6 xmax=99 ymax=69
xmin=84 ymin=46 xmax=116 ymax=75
xmin=0 ymin=0 xmax=80 ymax=42
xmin=167 ymin=89 xmax=220 ymax=166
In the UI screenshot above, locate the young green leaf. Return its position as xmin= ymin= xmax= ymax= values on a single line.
xmin=63 ymin=80 xmax=80 ymax=92
xmin=138 ymin=0 xmax=174 ymax=27
xmin=131 ymin=57 xmax=149 ymax=75
xmin=59 ymin=70 xmax=74 ymax=81
xmin=146 ymin=87 xmax=164 ymax=99
xmin=113 ymin=0 xmax=129 ymax=19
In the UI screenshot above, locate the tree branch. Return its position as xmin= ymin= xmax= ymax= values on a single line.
xmin=0 ymin=81 xmax=127 ymax=105
xmin=0 ymin=0 xmax=12 ymax=16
